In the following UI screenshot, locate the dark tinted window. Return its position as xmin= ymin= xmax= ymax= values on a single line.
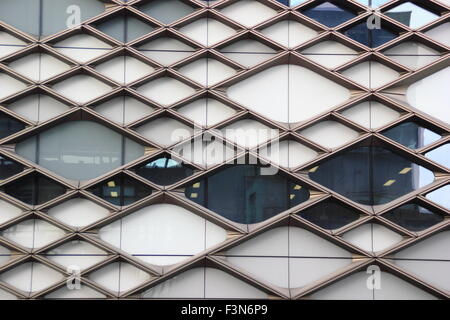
xmin=383 ymin=204 xmax=444 ymax=232
xmin=342 ymin=22 xmax=398 ymax=47
xmin=382 ymin=121 xmax=441 ymax=149
xmin=0 ymin=113 xmax=25 ymax=139
xmin=0 ymin=156 xmax=24 ymax=179
xmin=135 ymin=157 xmax=193 ymax=186
xmin=299 ymin=200 xmax=360 ymax=230
xmin=185 ymin=165 xmax=310 ymax=224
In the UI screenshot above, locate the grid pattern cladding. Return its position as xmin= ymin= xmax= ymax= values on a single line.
xmin=0 ymin=0 xmax=449 ymax=300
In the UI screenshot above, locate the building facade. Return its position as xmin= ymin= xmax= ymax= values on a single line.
xmin=0 ymin=0 xmax=449 ymax=299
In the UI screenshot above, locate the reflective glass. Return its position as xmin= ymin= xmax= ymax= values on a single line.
xmin=383 ymin=204 xmax=444 ymax=232
xmin=308 ymin=146 xmax=435 ymax=205
xmin=0 ymin=156 xmax=23 ymax=179
xmin=342 ymin=22 xmax=398 ymax=48
xmin=138 ymin=0 xmax=195 ymax=25
xmin=382 ymin=121 xmax=441 ymax=149
xmin=0 ymin=113 xmax=25 ymax=139
xmin=185 ymin=165 xmax=310 ymax=224
xmin=88 ymin=174 xmax=152 ymax=206
xmin=135 ymin=157 xmax=194 ymax=186
xmin=299 ymin=200 xmax=360 ymax=230
xmin=302 ymin=2 xmax=356 ymax=27
xmin=385 ymin=2 xmax=439 ymax=29
xmin=2 ymin=173 xmax=66 ymax=205
xmin=426 ymin=144 xmax=450 ymax=169
xmin=426 ymin=185 xmax=450 ymax=210
xmin=95 ymin=14 xmax=155 ymax=43
xmin=16 ymin=121 xmax=145 ymax=181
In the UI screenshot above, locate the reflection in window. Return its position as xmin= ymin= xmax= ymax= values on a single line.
xmin=299 ymin=200 xmax=360 ymax=230
xmin=88 ymin=174 xmax=152 ymax=206
xmin=0 ymin=156 xmax=23 ymax=180
xmin=135 ymin=157 xmax=194 ymax=186
xmin=383 ymin=204 xmax=444 ymax=232
xmin=426 ymin=185 xmax=450 ymax=210
xmin=94 ymin=14 xmax=155 ymax=43
xmin=2 ymin=173 xmax=66 ymax=205
xmin=426 ymin=144 xmax=450 ymax=169
xmin=342 ymin=22 xmax=398 ymax=48
xmin=385 ymin=2 xmax=439 ymax=29
xmin=382 ymin=121 xmax=441 ymax=149
xmin=0 ymin=113 xmax=25 ymax=139
xmin=185 ymin=165 xmax=310 ymax=224
xmin=308 ymin=146 xmax=435 ymax=205
xmin=302 ymin=2 xmax=356 ymax=27
xmin=16 ymin=121 xmax=144 ymax=181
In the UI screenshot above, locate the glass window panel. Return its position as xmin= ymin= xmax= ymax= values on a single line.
xmin=382 ymin=203 xmax=444 ymax=232
xmin=426 ymin=185 xmax=450 ymax=210
xmin=426 ymin=143 xmax=450 ymax=169
xmin=16 ymin=121 xmax=145 ymax=181
xmin=299 ymin=200 xmax=360 ymax=230
xmin=138 ymin=0 xmax=195 ymax=24
xmin=0 ymin=0 xmax=40 ymax=38
xmin=88 ymin=174 xmax=152 ymax=206
xmin=2 ymin=173 xmax=66 ymax=205
xmin=185 ymin=165 xmax=310 ymax=224
xmin=309 ymin=146 xmax=435 ymax=205
xmin=385 ymin=2 xmax=439 ymax=29
xmin=382 ymin=121 xmax=441 ymax=149
xmin=95 ymin=15 xmax=154 ymax=43
xmin=135 ymin=157 xmax=194 ymax=186
xmin=0 ymin=155 xmax=23 ymax=179
xmin=302 ymin=2 xmax=356 ymax=27
xmin=0 ymin=113 xmax=26 ymax=139
xmin=342 ymin=22 xmax=398 ymax=48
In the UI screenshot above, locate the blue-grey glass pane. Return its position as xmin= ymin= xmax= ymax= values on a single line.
xmin=385 ymin=2 xmax=439 ymax=29
xmin=299 ymin=200 xmax=360 ymax=230
xmin=41 ymin=0 xmax=105 ymax=37
xmin=135 ymin=157 xmax=193 ymax=186
xmin=3 ymin=173 xmax=66 ymax=205
xmin=382 ymin=122 xmax=441 ymax=149
xmin=16 ymin=121 xmax=144 ymax=181
xmin=355 ymin=0 xmax=390 ymax=7
xmin=89 ymin=174 xmax=152 ymax=206
xmin=95 ymin=15 xmax=154 ymax=43
xmin=0 ymin=156 xmax=23 ymax=179
xmin=138 ymin=0 xmax=195 ymax=25
xmin=0 ymin=113 xmax=25 ymax=139
xmin=342 ymin=22 xmax=398 ymax=48
xmin=309 ymin=146 xmax=435 ymax=205
xmin=302 ymin=2 xmax=356 ymax=27
xmin=0 ymin=0 xmax=40 ymax=37
xmin=383 ymin=203 xmax=444 ymax=232
xmin=185 ymin=165 xmax=310 ymax=224
xmin=426 ymin=144 xmax=450 ymax=169
xmin=426 ymin=185 xmax=450 ymax=210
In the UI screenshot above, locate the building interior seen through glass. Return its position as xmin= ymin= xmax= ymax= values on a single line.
xmin=0 ymin=0 xmax=448 ymax=301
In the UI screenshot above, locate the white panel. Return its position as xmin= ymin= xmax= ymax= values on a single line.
xmin=424 ymin=22 xmax=450 ymax=47
xmin=180 ymin=18 xmax=235 ymax=46
xmin=0 ymin=72 xmax=27 ymax=100
xmin=227 ymin=226 xmax=289 ymax=257
xmin=48 ymin=198 xmax=109 ymax=227
xmin=0 ymin=32 xmax=27 ymax=58
xmin=393 ymin=259 xmax=450 ymax=292
xmin=89 ymin=262 xmax=150 ymax=293
xmin=310 ymin=272 xmax=373 ymax=300
xmin=45 ymin=285 xmax=106 ymax=299
xmin=342 ymin=223 xmax=402 ymax=253
xmin=137 ymin=77 xmax=196 ymax=106
xmin=9 ymin=53 xmax=70 ymax=81
xmin=99 ymin=203 xmax=227 ymax=266
xmin=342 ymin=61 xmax=400 ymax=89
xmin=289 ymin=227 xmax=351 ymax=258
xmin=222 ymin=119 xmax=275 ymax=148
xmin=178 ymin=58 xmax=236 ymax=86
xmin=395 ymin=231 xmax=450 ymax=260
xmin=46 ymin=240 xmax=108 ymax=270
xmin=222 ymin=52 xmax=276 ymax=68
xmin=52 ymin=75 xmax=112 ymax=104
xmin=374 ymin=270 xmax=438 ymax=300
xmin=290 ymin=258 xmax=352 ymax=288
xmin=261 ymin=20 xmax=318 ymax=48
xmin=143 ymin=267 xmax=205 ymax=298
xmin=220 ymin=39 xmax=276 ymax=68
xmin=3 ymin=219 xmax=65 ymax=249
xmin=0 ymin=262 xmax=63 ymax=293
xmin=258 ymin=140 xmax=318 ymax=168
xmin=9 ymin=94 xmax=70 ymax=123
xmin=340 ymin=101 xmax=401 ymax=129
xmin=0 ymin=199 xmax=23 ymax=224
xmin=139 ymin=37 xmax=195 ymax=66
xmin=220 ymin=0 xmax=277 ymax=27
xmin=383 ymin=42 xmax=440 ymax=69
xmin=299 ymin=121 xmax=359 ymax=149
xmin=54 ymin=34 xmax=112 ymax=63
xmin=136 ymin=117 xmax=194 ymax=146
xmin=302 ymin=41 xmax=358 ymax=68
xmin=177 ymin=98 xmax=236 ymax=126
xmin=205 ymin=268 xmax=267 ymax=299
xmin=96 ymin=56 xmax=154 ymax=84
xmin=226 ymin=256 xmax=289 ymax=288
xmin=406 ymin=66 xmax=450 ymax=125
xmin=0 ymin=288 xmax=17 ymax=300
